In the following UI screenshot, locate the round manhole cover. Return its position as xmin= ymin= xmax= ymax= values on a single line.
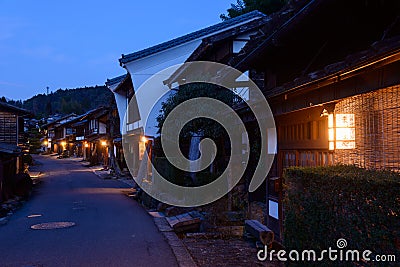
xmin=30 ymin=222 xmax=76 ymax=230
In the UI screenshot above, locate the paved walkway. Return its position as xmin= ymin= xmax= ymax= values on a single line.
xmin=0 ymin=155 xmax=178 ymax=267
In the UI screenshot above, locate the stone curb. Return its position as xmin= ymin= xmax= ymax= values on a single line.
xmin=153 ymin=217 xmax=198 ymax=267
xmin=75 ymin=159 xmax=114 ymax=180
xmin=0 ymin=197 xmax=24 ymax=226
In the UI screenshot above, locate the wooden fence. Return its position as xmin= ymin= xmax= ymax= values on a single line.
xmin=335 ymin=85 xmax=400 ymax=171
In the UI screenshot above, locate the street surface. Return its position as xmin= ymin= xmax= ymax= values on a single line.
xmin=0 ymin=155 xmax=178 ymax=267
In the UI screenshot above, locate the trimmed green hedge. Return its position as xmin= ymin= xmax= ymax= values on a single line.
xmin=284 ymin=165 xmax=400 ymax=265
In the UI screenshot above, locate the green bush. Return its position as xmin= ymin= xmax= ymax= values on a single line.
xmin=283 ymin=165 xmax=400 ymax=266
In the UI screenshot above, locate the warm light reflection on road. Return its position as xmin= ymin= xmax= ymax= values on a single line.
xmin=72 ymin=188 xmax=134 ymax=195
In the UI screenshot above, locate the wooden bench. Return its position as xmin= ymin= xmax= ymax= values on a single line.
xmin=166 ymin=211 xmax=202 ymax=233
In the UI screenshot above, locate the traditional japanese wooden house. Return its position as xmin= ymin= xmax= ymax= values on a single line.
xmin=0 ymin=102 xmax=28 ymax=146
xmin=105 ymin=75 xmax=131 ymax=174
xmin=163 ymin=13 xmax=274 ymax=209
xmin=108 ymin=11 xmax=268 ymax=181
xmin=227 ymin=0 xmax=400 ymax=238
xmin=43 ymin=113 xmax=78 ymax=154
xmin=166 ymin=0 xmax=400 ymax=239
xmin=0 ymin=102 xmax=31 ymax=202
xmin=74 ymin=107 xmax=110 ymax=166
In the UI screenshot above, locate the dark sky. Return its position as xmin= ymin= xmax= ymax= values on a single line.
xmin=0 ymin=0 xmax=234 ymax=100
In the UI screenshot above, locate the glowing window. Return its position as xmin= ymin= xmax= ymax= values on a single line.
xmin=328 ymin=113 xmax=355 ymax=150
xmin=335 ymin=114 xmax=355 ymax=149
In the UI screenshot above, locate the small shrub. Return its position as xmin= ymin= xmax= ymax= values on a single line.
xmin=21 ymin=154 xmax=33 ymax=166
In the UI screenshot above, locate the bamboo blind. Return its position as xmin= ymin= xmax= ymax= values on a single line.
xmin=335 ymin=85 xmax=400 ymax=171
xmin=0 ymin=112 xmax=17 ymax=144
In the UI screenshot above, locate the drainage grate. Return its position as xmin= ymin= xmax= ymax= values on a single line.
xmin=30 ymin=222 xmax=76 ymax=230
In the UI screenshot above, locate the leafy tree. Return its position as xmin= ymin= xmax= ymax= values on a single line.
xmin=45 ymin=101 xmax=52 ymax=115
xmin=20 ymin=86 xmax=113 ymax=118
xmin=156 ymin=83 xmax=239 ymax=185
xmin=220 ymin=0 xmax=288 ymax=20
xmin=157 ymin=83 xmax=238 ymax=138
xmin=60 ymin=97 xmax=68 ymax=114
xmin=0 ymin=96 xmax=6 ymax=102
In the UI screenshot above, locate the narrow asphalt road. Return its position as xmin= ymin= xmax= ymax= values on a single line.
xmin=0 ymin=155 xmax=178 ymax=267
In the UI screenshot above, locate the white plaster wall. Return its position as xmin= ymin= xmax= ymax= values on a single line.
xmin=124 ymin=40 xmax=202 ymax=138
xmin=115 ymin=92 xmax=128 ymax=134
xmin=107 ymin=81 xmax=129 ymax=134
xmin=233 ymin=32 xmax=256 ymax=53
xmin=99 ymin=122 xmax=107 ymax=134
xmin=121 ymin=16 xmax=263 ymax=137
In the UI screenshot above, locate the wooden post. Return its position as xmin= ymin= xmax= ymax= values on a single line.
xmin=245 ymin=220 xmax=274 ymax=246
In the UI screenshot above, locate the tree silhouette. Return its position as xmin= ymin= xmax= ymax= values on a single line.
xmin=45 ymin=101 xmax=52 ymax=115
xmin=220 ymin=0 xmax=288 ymax=20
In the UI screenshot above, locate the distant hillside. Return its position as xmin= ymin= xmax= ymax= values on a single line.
xmin=2 ymin=86 xmax=114 ymax=119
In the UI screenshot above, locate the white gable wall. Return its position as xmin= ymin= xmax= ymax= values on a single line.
xmin=120 ymin=16 xmax=263 ymax=137
xmin=123 ymin=39 xmax=202 ymax=137
xmin=108 ymin=81 xmax=129 ymax=134
xmin=99 ymin=121 xmax=107 ymax=134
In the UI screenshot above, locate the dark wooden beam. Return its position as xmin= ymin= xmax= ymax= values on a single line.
xmin=269 ymin=59 xmax=400 ymax=116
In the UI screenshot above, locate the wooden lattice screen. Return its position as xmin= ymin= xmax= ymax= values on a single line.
xmin=0 ymin=112 xmax=17 ymax=144
xmin=335 ymin=85 xmax=400 ymax=171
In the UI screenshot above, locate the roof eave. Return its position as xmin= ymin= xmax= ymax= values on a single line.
xmin=119 ymin=10 xmax=267 ymax=65
xmin=269 ymin=44 xmax=400 ymax=99
xmin=233 ymin=0 xmax=324 ymax=70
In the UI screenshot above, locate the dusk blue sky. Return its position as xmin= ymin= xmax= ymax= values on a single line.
xmin=0 ymin=0 xmax=234 ymax=100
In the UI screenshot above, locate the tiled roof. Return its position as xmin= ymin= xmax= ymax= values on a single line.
xmin=229 ymin=0 xmax=320 ymax=69
xmin=56 ymin=107 xmax=108 ymax=128
xmin=0 ymin=102 xmax=31 ymax=115
xmin=267 ymin=36 xmax=400 ymax=98
xmin=73 ymin=107 xmax=106 ymax=121
xmin=71 ymin=119 xmax=87 ymax=128
xmin=105 ymin=74 xmax=127 ymax=86
xmin=57 ymin=114 xmax=86 ymax=127
xmin=0 ymin=142 xmax=22 ymax=155
xmin=119 ymin=11 xmax=266 ymax=64
xmin=42 ymin=113 xmax=78 ymax=128
xmin=266 ymin=36 xmax=400 ymax=100
xmin=164 ymin=15 xmax=271 ymax=86
xmin=92 ymin=108 xmax=109 ymax=119
xmin=187 ymin=16 xmax=271 ymax=62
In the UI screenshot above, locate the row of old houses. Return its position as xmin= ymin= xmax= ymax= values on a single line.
xmin=42 ymin=106 xmax=127 ymax=173
xmin=104 ymin=0 xmax=399 ymax=240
